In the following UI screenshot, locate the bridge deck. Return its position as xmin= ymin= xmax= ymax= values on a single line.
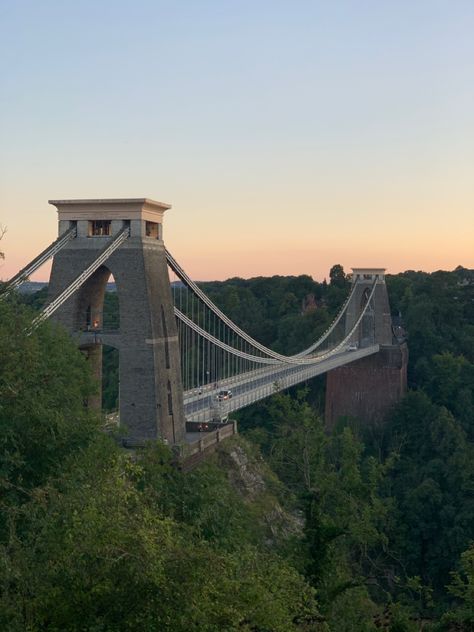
xmin=183 ymin=344 xmax=379 ymax=424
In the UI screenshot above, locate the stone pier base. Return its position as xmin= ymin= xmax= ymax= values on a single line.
xmin=325 ymin=343 xmax=408 ymax=430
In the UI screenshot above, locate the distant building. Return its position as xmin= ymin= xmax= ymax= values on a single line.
xmin=301 ymin=293 xmax=318 ymax=314
xmin=455 ymin=266 xmax=474 ymax=286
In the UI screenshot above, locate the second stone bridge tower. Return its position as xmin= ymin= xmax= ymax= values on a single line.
xmin=325 ymin=268 xmax=408 ymax=429
xmin=48 ymin=198 xmax=185 ymax=446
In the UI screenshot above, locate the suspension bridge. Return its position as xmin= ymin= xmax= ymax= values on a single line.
xmin=1 ymin=198 xmax=407 ymax=450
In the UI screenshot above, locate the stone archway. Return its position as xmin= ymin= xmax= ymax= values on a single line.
xmin=359 ymin=286 xmax=375 ymax=347
xmin=74 ymin=265 xmax=120 ymax=412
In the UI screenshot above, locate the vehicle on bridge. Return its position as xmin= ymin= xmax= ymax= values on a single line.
xmin=217 ymin=389 xmax=233 ymax=401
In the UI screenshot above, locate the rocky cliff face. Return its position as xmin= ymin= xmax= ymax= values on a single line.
xmin=226 ymin=444 xmax=266 ymax=498
xmin=218 ymin=438 xmax=304 ymax=543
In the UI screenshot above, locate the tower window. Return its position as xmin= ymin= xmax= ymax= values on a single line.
xmin=89 ymin=220 xmax=111 ymax=236
xmin=145 ymin=221 xmax=160 ymax=239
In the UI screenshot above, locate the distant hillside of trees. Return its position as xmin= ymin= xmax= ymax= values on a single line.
xmin=3 ymin=264 xmax=473 ymax=630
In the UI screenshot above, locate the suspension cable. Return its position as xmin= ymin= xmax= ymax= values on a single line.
xmin=0 ymin=226 xmax=77 ymax=300
xmin=29 ymin=227 xmax=130 ymax=332
xmin=166 ymin=248 xmax=359 ymax=361
xmin=174 ymin=279 xmax=377 ymax=367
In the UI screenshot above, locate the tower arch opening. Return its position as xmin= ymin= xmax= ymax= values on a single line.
xmin=359 ymin=286 xmax=375 ymax=347
xmin=75 ymin=266 xmax=120 ymax=333
xmin=102 ymin=345 xmax=119 ymax=413
xmin=75 ymin=267 xmax=121 ymax=414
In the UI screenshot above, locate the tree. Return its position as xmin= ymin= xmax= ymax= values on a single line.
xmin=238 ymin=392 xmax=390 ymax=627
xmin=329 ymin=264 xmax=347 ymax=288
xmin=0 ymin=435 xmax=326 ymax=631
xmin=423 ymin=352 xmax=474 ymax=438
xmin=383 ymin=392 xmax=474 ymax=598
xmin=0 ymin=300 xmax=100 ymax=509
xmin=440 ymin=544 xmax=474 ymax=630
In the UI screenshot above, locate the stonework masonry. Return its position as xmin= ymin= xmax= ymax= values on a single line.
xmin=325 ymin=343 xmax=408 ymax=430
xmin=345 ymin=269 xmax=393 ymax=346
xmin=47 ymin=199 xmax=186 ymax=446
xmin=326 ymin=269 xmax=408 ymax=428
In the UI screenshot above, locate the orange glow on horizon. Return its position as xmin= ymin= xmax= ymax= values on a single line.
xmin=2 ymin=233 xmax=472 ymax=285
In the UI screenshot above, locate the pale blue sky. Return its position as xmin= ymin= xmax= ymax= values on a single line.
xmin=1 ymin=1 xmax=473 ymax=280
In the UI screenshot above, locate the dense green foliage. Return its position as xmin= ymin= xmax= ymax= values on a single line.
xmin=0 ymin=437 xmax=323 ymax=631
xmin=219 ymin=266 xmax=474 ymax=628
xmin=0 ymin=300 xmax=99 ymax=498
xmin=237 ymin=391 xmax=393 ymax=627
xmin=2 ymin=264 xmax=473 ymax=630
xmin=0 ymin=300 xmax=325 ymax=631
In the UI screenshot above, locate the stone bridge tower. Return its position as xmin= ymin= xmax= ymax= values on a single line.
xmin=325 ymin=268 xmax=408 ymax=429
xmin=47 ymin=198 xmax=185 ymax=446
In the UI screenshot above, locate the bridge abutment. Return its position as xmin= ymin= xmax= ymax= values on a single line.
xmin=325 ymin=342 xmax=408 ymax=430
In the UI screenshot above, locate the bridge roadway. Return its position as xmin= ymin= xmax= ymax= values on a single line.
xmin=183 ymin=344 xmax=379 ymax=424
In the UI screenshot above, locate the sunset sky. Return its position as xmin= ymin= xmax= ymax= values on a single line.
xmin=1 ymin=1 xmax=473 ymax=282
